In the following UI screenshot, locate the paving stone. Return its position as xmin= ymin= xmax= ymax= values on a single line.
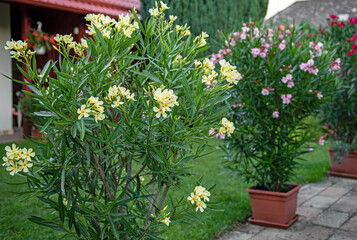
xmin=332 ymin=179 xmax=357 ymax=190
xmin=299 ymin=185 xmax=327 ymax=196
xmin=298 ymin=194 xmax=314 ymax=206
xmin=319 ymin=187 xmax=349 ymax=198
xmin=312 ymin=210 xmax=350 ymax=228
xmin=219 ymin=232 xmax=253 ymax=240
xmin=242 ymin=223 xmax=265 ymax=235
xmin=344 ymin=189 xmax=357 ymax=200
xmin=341 ymin=215 xmax=357 ymax=232
xmin=253 ymin=228 xmax=294 ymax=240
xmin=296 ymin=206 xmax=323 ymax=220
xmin=302 ymin=195 xmax=338 ymax=209
xmin=329 ymin=230 xmax=357 ymax=240
xmin=291 ymin=224 xmax=334 ymax=240
xmin=331 ymin=198 xmax=357 ymax=212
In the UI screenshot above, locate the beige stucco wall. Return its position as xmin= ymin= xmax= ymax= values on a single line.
xmin=0 ymin=3 xmax=13 ymax=135
xmin=265 ymin=0 xmax=308 ymax=20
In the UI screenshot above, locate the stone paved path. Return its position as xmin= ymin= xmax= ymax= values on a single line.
xmin=218 ymin=176 xmax=357 ymax=240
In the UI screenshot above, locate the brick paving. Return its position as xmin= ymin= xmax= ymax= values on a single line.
xmin=218 ymin=176 xmax=357 ymax=240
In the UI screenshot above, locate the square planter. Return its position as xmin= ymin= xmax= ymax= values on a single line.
xmin=247 ymin=184 xmax=301 ymax=229
xmin=328 ymin=148 xmax=357 ymax=179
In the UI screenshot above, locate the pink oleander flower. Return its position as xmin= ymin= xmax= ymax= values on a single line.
xmin=209 ymin=128 xmax=216 ymax=135
xmin=281 ymin=94 xmax=292 ymax=104
xmin=278 ymin=40 xmax=286 ymax=50
xmin=281 ymin=74 xmax=292 ymax=84
xmin=230 ymin=38 xmax=236 ymax=46
xmin=251 ymin=48 xmax=260 ymax=58
xmin=278 ymin=34 xmax=283 ymax=39
xmin=287 ymin=81 xmax=294 ymax=88
xmin=285 ymin=29 xmax=291 ymax=35
xmin=272 ymin=111 xmax=279 ymax=118
xmin=330 ymin=58 xmax=341 ymax=70
xmin=317 ymin=91 xmax=323 ymax=99
xmin=215 ymin=133 xmax=225 ymax=139
xmin=261 ymin=88 xmax=269 ymax=96
xmin=259 ymin=52 xmax=267 ymax=58
xmin=308 ymin=148 xmax=313 ymax=152
xmin=318 ymin=136 xmax=325 ymax=146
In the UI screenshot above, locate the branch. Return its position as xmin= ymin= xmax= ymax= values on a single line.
xmin=92 ymin=152 xmax=114 ymax=200
xmin=157 ymin=183 xmax=171 ymax=213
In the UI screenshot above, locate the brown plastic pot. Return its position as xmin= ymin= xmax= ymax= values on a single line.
xmin=246 ymin=184 xmax=301 ymax=229
xmin=328 ymin=148 xmax=357 ymax=179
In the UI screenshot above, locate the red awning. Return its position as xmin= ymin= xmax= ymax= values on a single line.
xmin=7 ymin=0 xmax=141 ymax=17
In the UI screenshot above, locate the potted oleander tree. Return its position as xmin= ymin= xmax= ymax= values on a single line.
xmin=319 ymin=14 xmax=357 ymax=179
xmin=215 ymin=22 xmax=339 ymax=228
xmin=2 ymin=3 xmax=237 ymax=238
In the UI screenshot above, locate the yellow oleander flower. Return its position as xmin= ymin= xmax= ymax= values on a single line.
xmin=21 ymin=148 xmax=35 ymax=161
xmin=94 ymin=113 xmax=105 ymax=123
xmin=18 ymin=160 xmax=33 ymax=173
xmin=153 ymin=106 xmax=167 ymax=118
xmin=194 ymin=60 xmax=202 ymax=68
xmin=195 ymin=200 xmax=206 ymax=212
xmin=6 ymin=162 xmax=19 ymax=176
xmin=161 ymin=217 xmax=171 ymax=226
xmin=169 ymin=15 xmax=177 ymax=24
xmin=187 ymin=192 xmax=200 ymax=204
xmin=5 ymin=144 xmax=19 ymax=158
xmin=149 ymin=7 xmax=160 ymax=17
xmin=62 ymin=34 xmax=73 ymax=44
xmin=183 ymin=29 xmax=191 ymax=36
xmin=160 ymin=1 xmax=169 ymax=11
xmin=77 ymin=105 xmax=91 ymax=120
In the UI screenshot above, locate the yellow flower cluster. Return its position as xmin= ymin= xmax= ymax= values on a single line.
xmin=219 ymin=118 xmax=235 ymax=137
xmin=195 ymin=58 xmax=218 ymax=87
xmin=149 ymin=1 xmax=169 ymax=17
xmin=187 ymin=186 xmax=211 ymax=212
xmin=106 ymin=85 xmax=135 ymax=108
xmin=85 ymin=13 xmax=116 ymax=38
xmin=77 ymin=96 xmax=105 ymax=122
xmin=53 ymin=34 xmax=88 ymax=55
xmin=194 ymin=32 xmax=209 ymax=47
xmin=85 ymin=13 xmax=139 ymax=39
xmin=2 ymin=144 xmax=35 ymax=176
xmin=176 ymin=24 xmax=191 ymax=37
xmin=153 ymin=87 xmax=179 ymax=118
xmin=4 ymin=40 xmax=34 ymax=61
xmin=219 ymin=60 xmax=242 ymax=85
xmin=151 ymin=205 xmax=171 ymax=227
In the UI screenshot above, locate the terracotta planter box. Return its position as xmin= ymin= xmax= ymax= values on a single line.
xmin=247 ymin=184 xmax=301 ymax=229
xmin=328 ymin=148 xmax=357 ymax=179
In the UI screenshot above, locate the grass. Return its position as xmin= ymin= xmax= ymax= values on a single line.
xmin=0 ymin=140 xmax=60 ymax=240
xmin=0 ymin=140 xmax=331 ymax=240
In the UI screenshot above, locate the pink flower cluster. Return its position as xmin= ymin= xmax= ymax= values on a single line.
xmin=261 ymin=88 xmax=269 ymax=95
xmin=281 ymin=74 xmax=294 ymax=88
xmin=272 ymin=110 xmax=279 ymax=118
xmin=281 ymin=94 xmax=292 ymax=104
xmin=300 ymin=59 xmax=319 ymax=75
xmin=211 ymin=48 xmax=232 ymax=65
xmin=329 ymin=58 xmax=341 ymax=71
xmin=309 ymin=41 xmax=324 ymax=57
xmin=278 ymin=40 xmax=286 ymax=50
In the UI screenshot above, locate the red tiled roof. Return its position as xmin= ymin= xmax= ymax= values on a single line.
xmin=9 ymin=0 xmax=141 ymax=17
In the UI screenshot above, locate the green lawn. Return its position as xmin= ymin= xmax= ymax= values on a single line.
xmin=0 ymin=140 xmax=331 ymax=240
